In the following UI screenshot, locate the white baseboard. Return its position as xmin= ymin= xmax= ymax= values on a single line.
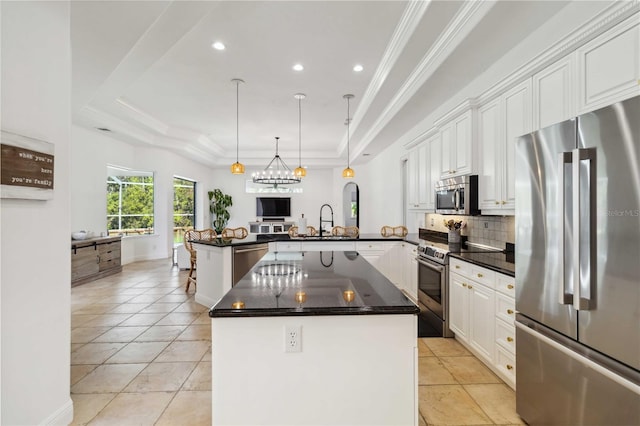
xmin=195 ymin=293 xmax=218 ymax=309
xmin=42 ymin=397 xmax=73 ymax=425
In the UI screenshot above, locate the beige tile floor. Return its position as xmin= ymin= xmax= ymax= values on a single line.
xmin=70 ymin=258 xmax=525 ymax=425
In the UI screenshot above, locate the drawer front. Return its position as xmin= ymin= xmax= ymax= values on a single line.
xmin=355 ymin=241 xmax=388 ymax=251
xmin=277 ymin=242 xmax=302 ymax=252
xmin=495 ymin=318 xmax=516 ymax=354
xmin=495 ymin=345 xmax=516 ymax=384
xmin=495 ymin=273 xmax=515 ymax=297
xmin=99 ymin=247 xmax=120 ymax=261
xmin=99 ymin=257 xmax=121 ymax=272
xmin=302 ymin=242 xmax=356 ymax=251
xmin=496 ymin=292 xmax=516 ymax=325
xmin=450 ymin=258 xmax=472 ymax=277
xmin=470 ymin=264 xmax=495 ymax=288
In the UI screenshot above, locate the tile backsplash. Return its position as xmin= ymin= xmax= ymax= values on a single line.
xmin=424 ymin=213 xmax=515 ymax=249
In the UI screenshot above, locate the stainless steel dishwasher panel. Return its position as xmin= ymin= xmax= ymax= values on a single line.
xmin=232 ymin=244 xmax=269 ymax=285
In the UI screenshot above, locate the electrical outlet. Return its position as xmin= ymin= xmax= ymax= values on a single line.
xmin=284 ymin=325 xmax=302 ymax=353
xmin=484 ymin=222 xmax=489 ymax=229
xmin=430 ymin=217 xmax=434 ymax=226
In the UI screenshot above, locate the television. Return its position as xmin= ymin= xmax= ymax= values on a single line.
xmin=256 ymin=197 xmax=291 ymax=218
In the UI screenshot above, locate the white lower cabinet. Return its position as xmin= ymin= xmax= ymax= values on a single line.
xmin=449 ymin=257 xmax=516 ymax=389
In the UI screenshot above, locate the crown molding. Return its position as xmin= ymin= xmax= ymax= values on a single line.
xmin=402 ymin=126 xmax=438 ymax=150
xmin=478 ymin=1 xmax=640 ymax=104
xmin=337 ymin=0 xmax=431 ymax=155
xmin=116 ymin=97 xmax=169 ymax=135
xmin=352 ymin=1 xmax=495 ymax=158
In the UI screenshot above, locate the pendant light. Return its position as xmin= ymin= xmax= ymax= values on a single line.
xmin=342 ymin=94 xmax=355 ymax=178
xmin=230 ymin=78 xmax=245 ymax=174
xmin=293 ymin=93 xmax=306 ymax=178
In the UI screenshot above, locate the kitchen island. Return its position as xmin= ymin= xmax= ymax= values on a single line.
xmin=209 ymin=251 xmax=420 ymax=425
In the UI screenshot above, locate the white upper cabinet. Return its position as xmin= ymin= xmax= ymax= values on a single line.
xmin=533 ymin=55 xmax=575 ymax=129
xmin=426 ymin=134 xmax=441 ymax=211
xmin=439 ymin=109 xmax=474 ymax=179
xmin=406 ymin=131 xmax=439 ymax=211
xmin=576 ymin=14 xmax=640 ymax=114
xmin=406 ymin=143 xmax=430 ymax=210
xmin=479 ymin=80 xmax=532 ymax=214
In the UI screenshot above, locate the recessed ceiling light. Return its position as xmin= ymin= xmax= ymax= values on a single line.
xmin=293 ymin=63 xmax=304 ymax=71
xmin=212 ymin=41 xmax=225 ymax=50
xmin=353 ymin=64 xmax=364 ymax=72
xmin=362 ymin=153 xmax=371 ymax=157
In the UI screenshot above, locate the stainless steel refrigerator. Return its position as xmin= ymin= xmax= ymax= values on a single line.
xmin=515 ymin=95 xmax=640 ymax=425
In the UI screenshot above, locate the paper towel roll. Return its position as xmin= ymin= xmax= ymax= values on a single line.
xmin=298 ymin=216 xmax=308 ymax=235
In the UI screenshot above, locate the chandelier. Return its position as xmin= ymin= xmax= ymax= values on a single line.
xmin=252 ymin=137 xmax=301 ymax=187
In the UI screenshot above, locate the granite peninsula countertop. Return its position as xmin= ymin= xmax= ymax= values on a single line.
xmin=449 ymin=249 xmax=515 ymax=277
xmin=193 ymin=233 xmax=421 ymax=248
xmin=209 ymin=251 xmax=419 ymax=318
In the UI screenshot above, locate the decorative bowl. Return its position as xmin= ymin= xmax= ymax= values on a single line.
xmin=72 ymin=231 xmax=88 ymax=240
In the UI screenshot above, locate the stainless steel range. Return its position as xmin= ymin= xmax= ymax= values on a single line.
xmin=416 ymin=239 xmax=454 ymax=337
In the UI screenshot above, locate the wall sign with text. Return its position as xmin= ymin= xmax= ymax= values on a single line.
xmin=1 ymin=130 xmax=55 ymax=200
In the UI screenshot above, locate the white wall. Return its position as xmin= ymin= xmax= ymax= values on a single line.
xmin=71 ymin=125 xmax=214 ymax=264
xmin=1 ymin=2 xmax=73 ymax=424
xmin=209 ymin=168 xmax=342 ymax=232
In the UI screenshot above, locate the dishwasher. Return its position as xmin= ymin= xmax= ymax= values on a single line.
xmin=232 ymin=243 xmax=269 ymax=285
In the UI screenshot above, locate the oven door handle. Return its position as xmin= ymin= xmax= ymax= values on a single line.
xmin=417 ymin=257 xmax=446 ymax=273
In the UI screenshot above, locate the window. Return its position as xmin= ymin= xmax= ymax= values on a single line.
xmin=107 ymin=166 xmax=154 ymax=236
xmin=173 ymin=176 xmax=196 ymax=243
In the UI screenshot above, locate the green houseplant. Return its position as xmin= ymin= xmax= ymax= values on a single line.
xmin=208 ymin=189 xmax=233 ymax=233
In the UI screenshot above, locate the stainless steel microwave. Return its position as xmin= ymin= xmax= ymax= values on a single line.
xmin=435 ymin=175 xmax=480 ymax=215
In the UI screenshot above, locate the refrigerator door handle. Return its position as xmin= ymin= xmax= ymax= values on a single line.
xmin=573 ymin=147 xmax=597 ymax=311
xmin=558 ymin=151 xmax=574 ymax=305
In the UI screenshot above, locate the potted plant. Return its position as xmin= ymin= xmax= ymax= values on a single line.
xmin=208 ymin=189 xmax=233 ymax=233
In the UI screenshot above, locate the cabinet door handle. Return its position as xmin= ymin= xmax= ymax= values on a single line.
xmin=462 ymin=283 xmax=467 ymax=287
xmin=507 ymin=336 xmax=514 ymax=342
xmin=495 ymin=201 xmax=500 ymax=205
xmin=506 ymin=365 xmax=514 ymax=370
xmin=96 ymin=255 xmax=100 ymax=264
xmin=501 ymin=200 xmax=507 ymax=205
xmin=507 ymin=309 xmax=514 ymax=315
xmin=468 ymin=285 xmax=473 ymax=289
xmin=455 ymin=265 xmax=460 ymax=269
xmin=477 ymin=273 xmax=483 ymax=278
xmin=507 ymin=284 xmax=514 ymax=289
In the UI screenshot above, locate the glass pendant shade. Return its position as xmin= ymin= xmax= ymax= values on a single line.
xmin=294 ymin=93 xmax=306 ymax=178
xmin=342 ymin=94 xmax=355 ymax=179
xmin=231 ymin=162 xmax=245 ymax=174
xmin=342 ymin=167 xmax=355 ymax=178
xmin=230 ymin=78 xmax=245 ymax=175
xmin=294 ymin=166 xmax=306 ymax=177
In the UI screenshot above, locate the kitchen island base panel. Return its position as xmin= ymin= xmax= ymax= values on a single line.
xmin=212 ymin=314 xmax=418 ymax=426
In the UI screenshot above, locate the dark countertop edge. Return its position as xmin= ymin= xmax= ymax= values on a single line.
xmin=193 ymin=233 xmax=421 ymax=248
xmin=448 ymin=252 xmax=515 ymax=277
xmin=209 ymin=305 xmax=420 ymax=318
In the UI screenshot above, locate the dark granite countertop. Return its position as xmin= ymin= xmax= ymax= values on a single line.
xmin=449 ymin=250 xmax=515 ymax=277
xmin=209 ymin=251 xmax=419 ymax=318
xmin=193 ymin=233 xmax=421 ymax=248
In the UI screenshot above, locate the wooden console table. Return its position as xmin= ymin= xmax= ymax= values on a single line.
xmin=71 ymin=236 xmax=122 ymax=286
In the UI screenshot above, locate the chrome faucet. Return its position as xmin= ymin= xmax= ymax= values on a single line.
xmin=319 ymin=204 xmax=334 ymax=237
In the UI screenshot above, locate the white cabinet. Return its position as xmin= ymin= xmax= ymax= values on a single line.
xmin=440 ymin=109 xmax=473 ymax=178
xmin=576 ymin=15 xmax=640 ymax=113
xmin=479 ymin=80 xmax=532 ymax=214
xmin=426 ymin=134 xmax=441 ymax=211
xmin=449 ymin=272 xmax=470 ymax=341
xmin=449 ymin=257 xmax=516 ymax=389
xmin=449 ymin=269 xmax=494 ymax=364
xmin=533 ymin=55 xmax=575 ymax=129
xmin=403 ymin=243 xmax=418 ymax=301
xmin=356 ymin=241 xmax=388 ymax=272
xmin=468 ymin=279 xmax=495 ymax=362
xmin=407 ymin=143 xmax=432 ymax=210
